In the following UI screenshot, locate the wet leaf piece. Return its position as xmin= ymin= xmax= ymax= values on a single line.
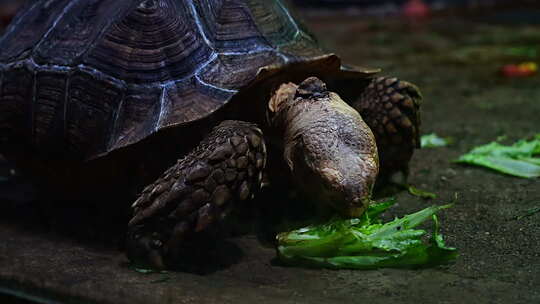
xmin=516 ymin=206 xmax=540 ymax=220
xmin=421 ymin=133 xmax=453 ymax=148
xmin=407 ymin=185 xmax=437 ymax=199
xmin=456 ymin=134 xmax=540 ymax=178
xmin=276 ymin=199 xmax=457 ymax=269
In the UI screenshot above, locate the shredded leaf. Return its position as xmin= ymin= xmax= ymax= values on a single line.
xmin=129 ymin=265 xmax=168 ymax=274
xmin=133 ymin=268 xmax=155 ymax=274
xmin=456 ymin=134 xmax=540 ymax=178
xmin=407 ymin=185 xmax=437 ymax=199
xmin=276 ymin=200 xmax=457 ymax=269
xmin=516 ymin=206 xmax=540 ymax=220
xmin=421 ymin=133 xmax=453 ymax=148
xmin=503 ymin=46 xmax=538 ymax=58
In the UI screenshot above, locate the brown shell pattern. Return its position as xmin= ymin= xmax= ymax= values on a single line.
xmin=0 ymin=0 xmax=337 ymax=159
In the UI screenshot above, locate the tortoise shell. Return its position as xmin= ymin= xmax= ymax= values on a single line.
xmin=0 ymin=0 xmax=376 ymax=160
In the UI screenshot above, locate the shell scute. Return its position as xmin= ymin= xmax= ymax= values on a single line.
xmin=245 ymin=0 xmax=298 ymax=48
xmin=33 ymin=70 xmax=68 ymax=148
xmin=192 ymin=0 xmax=273 ymax=53
xmin=198 ymin=50 xmax=284 ymax=91
xmin=33 ymin=0 xmax=131 ymax=66
xmin=83 ymin=0 xmax=214 ymax=84
xmin=110 ymin=86 xmax=162 ymax=150
xmin=0 ymin=64 xmax=33 ymax=138
xmin=157 ymin=77 xmax=235 ymax=129
xmin=66 ymin=71 xmax=123 ymax=154
xmin=0 ymin=0 xmax=73 ymax=63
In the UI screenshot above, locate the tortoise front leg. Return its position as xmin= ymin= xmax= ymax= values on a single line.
xmin=126 ymin=120 xmax=266 ymax=269
xmin=351 ymin=77 xmax=422 ymax=180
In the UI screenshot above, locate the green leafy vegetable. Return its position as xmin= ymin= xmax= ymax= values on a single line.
xmin=407 ymin=185 xmax=437 ymax=199
xmin=516 ymin=206 xmax=540 ymax=220
xmin=421 ymin=133 xmax=453 ymax=148
xmin=456 ymin=134 xmax=540 ymax=178
xmin=129 ymin=264 xmax=168 ymax=274
xmin=277 ymin=200 xmax=457 ymax=269
xmin=503 ymin=46 xmax=538 ymax=58
xmin=133 ymin=268 xmax=155 ymax=274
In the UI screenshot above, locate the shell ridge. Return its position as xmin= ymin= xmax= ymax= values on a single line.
xmin=78 ymin=0 xmax=137 ymax=68
xmin=276 ymin=0 xmax=317 ymax=45
xmin=218 ymin=46 xmax=275 ymax=57
xmin=0 ymin=58 xmax=233 ymax=93
xmin=181 ymin=51 xmax=218 ymax=89
xmin=244 ymin=0 xmax=306 ymax=61
xmin=243 ymin=1 xmax=279 ymax=54
xmin=275 ymin=0 xmax=301 ymax=41
xmin=106 ymin=90 xmax=126 ymax=151
xmin=158 ymin=0 xmax=196 ymax=104
xmin=155 ymin=86 xmax=168 ymax=131
xmin=32 ymin=0 xmax=82 ymax=59
xmin=77 ymin=63 xmax=127 ymax=88
xmin=187 ymin=0 xmax=214 ymax=50
xmin=194 ymin=74 xmax=238 ymax=94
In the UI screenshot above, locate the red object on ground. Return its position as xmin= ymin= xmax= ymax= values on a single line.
xmin=500 ymin=63 xmax=538 ymax=78
xmin=403 ymin=0 xmax=430 ymax=19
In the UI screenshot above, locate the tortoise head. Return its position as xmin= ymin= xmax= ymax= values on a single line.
xmin=269 ymin=77 xmax=379 ymax=217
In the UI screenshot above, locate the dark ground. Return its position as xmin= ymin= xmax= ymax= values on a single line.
xmin=1 ymin=6 xmax=539 ymax=304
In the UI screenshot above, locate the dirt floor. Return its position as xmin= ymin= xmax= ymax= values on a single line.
xmin=1 ymin=6 xmax=539 ymax=304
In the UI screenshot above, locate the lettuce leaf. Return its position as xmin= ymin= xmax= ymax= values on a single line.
xmin=277 ymin=200 xmax=457 ymax=269
xmin=421 ymin=133 xmax=453 ymax=148
xmin=456 ymin=134 xmax=540 ymax=178
xmin=407 ymin=185 xmax=437 ymax=199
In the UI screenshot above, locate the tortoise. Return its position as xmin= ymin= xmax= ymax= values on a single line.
xmin=0 ymin=0 xmax=421 ymax=268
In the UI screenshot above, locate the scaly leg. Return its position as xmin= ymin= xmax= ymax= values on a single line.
xmin=126 ymin=120 xmax=266 ymax=269
xmin=352 ymin=77 xmax=422 ymax=180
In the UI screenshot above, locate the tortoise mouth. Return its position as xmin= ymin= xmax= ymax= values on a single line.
xmin=317 ymin=182 xmax=371 ymax=218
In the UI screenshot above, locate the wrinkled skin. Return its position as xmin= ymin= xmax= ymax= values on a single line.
xmin=268 ymin=77 xmax=379 ymax=217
